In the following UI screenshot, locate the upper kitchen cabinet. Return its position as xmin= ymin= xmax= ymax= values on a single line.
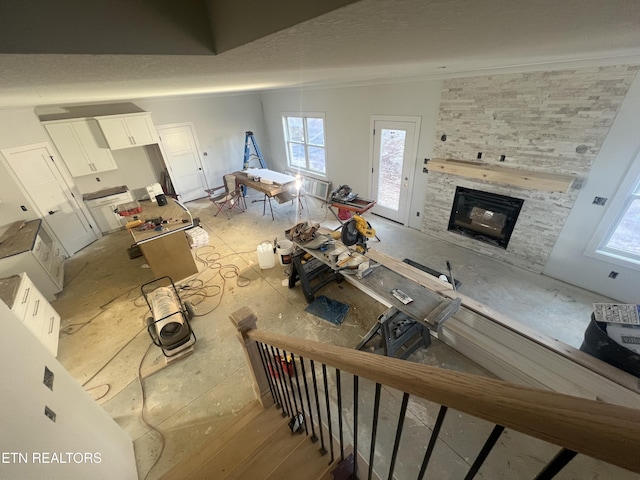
xmin=44 ymin=119 xmax=118 ymax=177
xmin=96 ymin=113 xmax=157 ymax=150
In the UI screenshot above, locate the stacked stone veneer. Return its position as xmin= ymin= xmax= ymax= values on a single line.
xmin=423 ymin=64 xmax=639 ymax=272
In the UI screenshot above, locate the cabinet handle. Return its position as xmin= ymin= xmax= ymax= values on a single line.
xmin=43 ymin=251 xmax=50 ymax=262
xmin=92 ymin=163 xmax=97 ymax=171
xmin=131 ymin=135 xmax=136 ymax=144
xmin=33 ymin=299 xmax=40 ymax=316
xmin=129 ymin=135 xmax=134 ymax=145
xmin=22 ymin=287 xmax=30 ymax=304
xmin=49 ymin=317 xmax=55 ymax=334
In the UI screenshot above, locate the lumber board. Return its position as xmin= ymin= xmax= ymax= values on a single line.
xmin=429 ymin=158 xmax=575 ymax=193
xmin=365 ymin=248 xmax=454 ymax=291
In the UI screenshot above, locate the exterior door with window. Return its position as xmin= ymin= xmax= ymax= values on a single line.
xmin=157 ymin=123 xmax=208 ymax=202
xmin=370 ymin=118 xmax=420 ymax=224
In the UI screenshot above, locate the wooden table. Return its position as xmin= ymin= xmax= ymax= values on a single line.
xmin=129 ymin=199 xmax=198 ymax=282
xmin=233 ymin=170 xmax=296 ymax=220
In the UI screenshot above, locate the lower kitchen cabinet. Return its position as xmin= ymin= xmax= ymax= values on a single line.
xmin=0 ymin=272 xmax=61 ymax=356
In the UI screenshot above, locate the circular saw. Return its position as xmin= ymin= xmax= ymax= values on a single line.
xmin=341 ymin=214 xmax=376 ymax=251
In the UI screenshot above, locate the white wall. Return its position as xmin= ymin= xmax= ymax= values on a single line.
xmin=260 ymin=81 xmax=442 ymax=228
xmin=544 ymin=72 xmax=640 ymax=303
xmin=135 ymin=93 xmax=268 ymax=191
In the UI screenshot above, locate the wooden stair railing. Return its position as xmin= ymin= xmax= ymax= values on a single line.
xmin=231 ymin=306 xmax=640 ymax=478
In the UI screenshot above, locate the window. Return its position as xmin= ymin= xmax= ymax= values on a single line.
xmin=282 ymin=114 xmax=326 ymax=175
xmin=586 ymin=155 xmax=640 ymax=270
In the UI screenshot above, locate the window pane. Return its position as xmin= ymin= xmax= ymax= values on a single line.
xmin=307 ymin=146 xmax=326 ymax=173
xmin=289 ymin=143 xmax=306 ymax=168
xmin=606 ymin=198 xmax=640 ymax=256
xmin=287 ymin=117 xmax=304 ymax=142
xmin=306 ymin=118 xmax=325 ymax=146
xmin=377 ymin=129 xmax=406 ymax=210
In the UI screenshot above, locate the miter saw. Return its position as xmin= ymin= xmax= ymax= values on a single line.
xmin=341 ymin=214 xmax=376 ymax=252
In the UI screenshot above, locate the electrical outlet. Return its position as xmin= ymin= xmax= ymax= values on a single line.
xmin=477 ymin=152 xmax=483 ymax=159
xmin=593 ymin=197 xmax=607 ymax=206
xmin=608 ymin=271 xmax=619 ymax=279
xmin=43 ymin=366 xmax=54 ymax=391
xmin=416 ymin=212 xmax=420 ymax=217
xmin=44 ymin=406 xmax=56 ymax=423
xmin=500 ymin=155 xmax=506 ymax=162
xmin=96 ymin=177 xmax=101 ymax=182
xmin=20 ymin=205 xmax=27 ymax=211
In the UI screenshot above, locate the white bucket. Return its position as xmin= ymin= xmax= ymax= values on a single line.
xmin=256 ymin=242 xmax=275 ymax=269
xmin=276 ymin=239 xmax=293 ymax=265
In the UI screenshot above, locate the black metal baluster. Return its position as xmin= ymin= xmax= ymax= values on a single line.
xmin=283 ymin=350 xmax=301 ymax=426
xmin=256 ymin=342 xmax=278 ymax=408
xmin=322 ymin=363 xmax=335 ymax=464
xmin=534 ymin=449 xmax=578 ymax=480
xmin=299 ymin=356 xmax=318 ymax=443
xmin=311 ymin=360 xmax=327 ymax=454
xmin=417 ymin=405 xmax=448 ymax=480
xmin=264 ymin=345 xmax=286 ymax=416
xmin=269 ymin=346 xmax=290 ymax=416
xmin=353 ymin=375 xmax=359 ymax=480
xmin=274 ymin=348 xmax=294 ymax=418
xmin=336 ymin=369 xmax=344 ymax=461
xmin=464 ymin=425 xmax=505 ymax=480
xmin=368 ymin=383 xmax=382 ymax=480
xmin=388 ymin=392 xmax=409 ymax=480
xmin=290 ymin=353 xmax=309 ymax=435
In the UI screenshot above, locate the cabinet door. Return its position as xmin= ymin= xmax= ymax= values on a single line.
xmin=124 ymin=115 xmax=156 ymax=146
xmin=44 ymin=122 xmax=93 ymax=176
xmin=89 ymin=204 xmax=123 ymax=232
xmin=72 ymin=120 xmax=118 ymax=173
xmin=96 ymin=117 xmax=132 ymax=149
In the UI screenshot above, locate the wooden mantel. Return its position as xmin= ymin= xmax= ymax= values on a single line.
xmin=429 ymin=158 xmax=575 ymax=193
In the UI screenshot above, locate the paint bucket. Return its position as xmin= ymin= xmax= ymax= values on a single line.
xmin=256 ymin=242 xmax=275 ymax=269
xmin=277 ymin=239 xmax=293 ymax=265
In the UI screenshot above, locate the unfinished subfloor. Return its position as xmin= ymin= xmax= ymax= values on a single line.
xmin=51 ymin=190 xmax=633 ymax=479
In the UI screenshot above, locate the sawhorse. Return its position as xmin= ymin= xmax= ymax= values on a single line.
xmin=288 ymin=251 xmax=343 ymax=303
xmin=356 ymin=307 xmax=431 ymax=359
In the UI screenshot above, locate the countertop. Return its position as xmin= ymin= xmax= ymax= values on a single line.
xmin=129 ymin=199 xmax=193 ymax=244
xmin=0 ymin=274 xmax=21 ymax=309
xmin=83 ymin=185 xmax=129 ymax=201
xmin=0 ymin=219 xmax=41 ymax=260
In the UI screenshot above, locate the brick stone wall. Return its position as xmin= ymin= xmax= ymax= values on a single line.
xmin=423 ymin=65 xmax=639 ymax=272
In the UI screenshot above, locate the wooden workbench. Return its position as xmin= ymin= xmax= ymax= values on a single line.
xmin=129 ymin=199 xmax=198 ymax=282
xmin=233 ymin=170 xmax=296 ymax=219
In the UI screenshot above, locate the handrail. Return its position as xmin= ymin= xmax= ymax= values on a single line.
xmin=247 ymin=328 xmax=640 ymax=474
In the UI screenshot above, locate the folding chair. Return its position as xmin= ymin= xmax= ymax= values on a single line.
xmin=205 ymin=174 xmax=246 ymax=219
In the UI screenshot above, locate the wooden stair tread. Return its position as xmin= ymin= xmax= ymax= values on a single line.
xmin=188 ymin=405 xmax=289 ymax=479
xmin=267 ymin=435 xmax=331 ymax=480
xmin=160 ymin=400 xmax=268 ymax=480
xmin=225 ymin=421 xmax=308 ymax=479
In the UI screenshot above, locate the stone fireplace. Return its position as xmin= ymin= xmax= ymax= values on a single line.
xmin=448 ymin=187 xmax=524 ymax=249
xmin=421 ymin=65 xmax=636 ymax=273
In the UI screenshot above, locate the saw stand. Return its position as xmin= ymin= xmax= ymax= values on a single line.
xmin=288 ymin=250 xmax=343 ymax=303
xmin=356 ymin=297 xmax=462 ymax=359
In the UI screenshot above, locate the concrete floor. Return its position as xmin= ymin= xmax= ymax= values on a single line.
xmin=51 ymin=191 xmax=633 ymax=479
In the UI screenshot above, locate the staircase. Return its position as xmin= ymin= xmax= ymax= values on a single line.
xmin=161 ymin=401 xmax=340 ymax=480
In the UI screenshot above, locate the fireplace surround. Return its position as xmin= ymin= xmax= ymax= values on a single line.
xmin=447 ymin=186 xmax=524 ymax=249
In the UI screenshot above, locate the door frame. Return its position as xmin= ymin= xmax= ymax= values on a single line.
xmin=0 ymin=142 xmax=100 ymax=256
xmin=368 ymin=115 xmax=422 ymax=225
xmin=155 ymin=122 xmax=210 ymax=201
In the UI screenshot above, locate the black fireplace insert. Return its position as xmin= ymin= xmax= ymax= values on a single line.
xmin=447 ymin=186 xmax=524 ymax=249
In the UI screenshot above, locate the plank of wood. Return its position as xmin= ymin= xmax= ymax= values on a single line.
xmin=365 ymin=249 xmax=454 ymax=291
xmin=429 ymin=158 xmax=575 ymax=193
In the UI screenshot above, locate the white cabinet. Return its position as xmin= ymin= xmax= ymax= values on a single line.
xmin=85 ymin=191 xmax=134 ymax=233
xmin=96 ymin=113 xmax=157 ymax=150
xmin=44 ymin=119 xmax=118 ymax=177
xmin=0 ymin=219 xmax=65 ymax=301
xmin=0 ymin=273 xmax=61 ymax=356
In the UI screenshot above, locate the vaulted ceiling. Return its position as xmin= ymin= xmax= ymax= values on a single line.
xmin=1 ymin=0 xmax=639 ymax=108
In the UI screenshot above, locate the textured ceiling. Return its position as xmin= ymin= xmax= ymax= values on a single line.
xmin=1 ymin=0 xmax=639 ymax=108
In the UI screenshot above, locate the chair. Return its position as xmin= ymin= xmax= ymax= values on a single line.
xmin=206 ymin=174 xmax=245 ymax=219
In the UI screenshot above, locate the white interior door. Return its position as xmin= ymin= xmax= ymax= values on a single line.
xmin=157 ymin=124 xmax=208 ymax=202
xmin=2 ymin=143 xmax=99 ymax=255
xmin=370 ymin=118 xmax=420 ymax=224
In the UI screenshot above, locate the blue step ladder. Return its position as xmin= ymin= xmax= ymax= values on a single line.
xmin=243 ymin=131 xmax=267 ymax=170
